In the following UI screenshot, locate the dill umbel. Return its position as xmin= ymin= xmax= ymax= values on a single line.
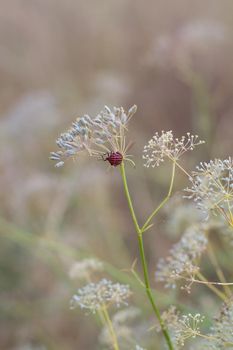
xmin=50 ymin=105 xmax=137 ymax=167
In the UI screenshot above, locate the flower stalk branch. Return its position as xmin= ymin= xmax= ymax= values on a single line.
xmin=120 ymin=161 xmax=174 ymax=350
xmin=142 ymin=161 xmax=176 ymax=232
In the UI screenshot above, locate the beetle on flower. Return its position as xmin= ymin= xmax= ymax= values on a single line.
xmin=50 ymin=105 xmax=137 ymax=168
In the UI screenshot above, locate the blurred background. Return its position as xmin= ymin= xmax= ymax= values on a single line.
xmin=1 ymin=0 xmax=233 ymax=349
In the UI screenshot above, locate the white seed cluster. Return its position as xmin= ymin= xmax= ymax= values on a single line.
xmin=155 ymin=226 xmax=208 ymax=289
xmin=159 ymin=306 xmax=205 ymax=348
xmin=185 ymin=158 xmax=233 ymax=221
xmin=70 ymin=279 xmax=131 ymax=313
xmin=50 ymin=105 xmax=137 ymax=167
xmin=69 ymin=258 xmax=103 ymax=280
xmin=143 ymin=131 xmax=204 ymax=167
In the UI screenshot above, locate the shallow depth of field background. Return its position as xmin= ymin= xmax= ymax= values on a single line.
xmin=1 ymin=1 xmax=233 ymax=349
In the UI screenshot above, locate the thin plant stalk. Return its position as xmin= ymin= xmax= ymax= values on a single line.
xmin=181 ymin=276 xmax=233 ymax=287
xmin=172 ymin=160 xmax=191 ymax=178
xmin=142 ymin=162 xmax=176 ymax=232
xmin=191 ymin=331 xmax=233 ymax=346
xmin=101 ymin=305 xmax=119 ymax=350
xmin=120 ymin=162 xmax=174 ymax=350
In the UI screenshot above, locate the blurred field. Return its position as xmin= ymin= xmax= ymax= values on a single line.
xmin=1 ymin=1 xmax=233 ymax=349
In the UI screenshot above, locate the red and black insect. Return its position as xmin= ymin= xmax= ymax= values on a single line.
xmin=103 ymin=151 xmax=123 ymax=166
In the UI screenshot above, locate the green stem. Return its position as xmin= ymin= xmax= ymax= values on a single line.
xmin=101 ymin=305 xmax=119 ymax=350
xmin=120 ymin=162 xmax=174 ymax=350
xmin=142 ymin=162 xmax=176 ymax=232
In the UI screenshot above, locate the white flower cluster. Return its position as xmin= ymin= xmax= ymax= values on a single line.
xmin=51 ymin=105 xmax=137 ymax=167
xmin=69 ymin=258 xmax=103 ymax=280
xmin=159 ymin=306 xmax=205 ymax=348
xmin=70 ymin=279 xmax=131 ymax=313
xmin=156 ymin=226 xmax=208 ymax=289
xmin=143 ymin=131 xmax=204 ymax=167
xmin=185 ymin=158 xmax=233 ymax=222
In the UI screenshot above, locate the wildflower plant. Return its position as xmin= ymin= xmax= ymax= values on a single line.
xmin=51 ymin=104 xmax=233 ymax=349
